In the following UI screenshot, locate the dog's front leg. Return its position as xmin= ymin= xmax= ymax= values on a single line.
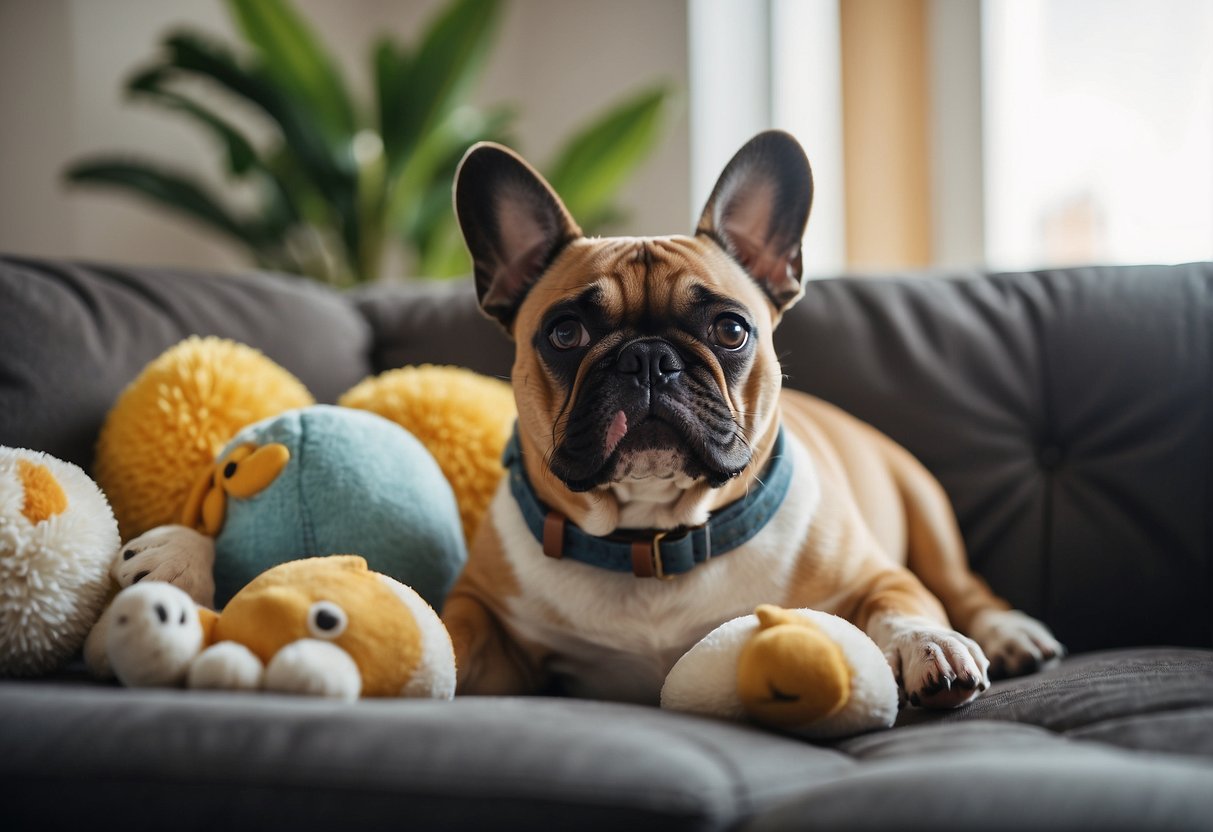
xmin=851 ymin=568 xmax=990 ymax=709
xmin=442 ymin=592 xmax=548 ymax=695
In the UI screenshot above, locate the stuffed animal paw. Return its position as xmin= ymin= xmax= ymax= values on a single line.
xmin=661 ymin=605 xmax=899 ymax=740
xmin=104 ymin=555 xmax=455 ymax=702
xmin=83 ymin=524 xmax=215 ymax=678
xmin=111 ymin=525 xmax=216 ymax=605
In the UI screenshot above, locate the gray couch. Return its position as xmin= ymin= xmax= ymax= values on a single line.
xmin=1 ymin=255 xmax=1211 ymax=831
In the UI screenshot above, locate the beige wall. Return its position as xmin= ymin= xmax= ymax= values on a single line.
xmin=0 ymin=0 xmax=689 ymax=276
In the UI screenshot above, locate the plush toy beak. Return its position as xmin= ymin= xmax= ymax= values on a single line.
xmin=17 ymin=459 xmax=69 ymax=525
xmin=181 ymin=443 xmax=290 ymax=536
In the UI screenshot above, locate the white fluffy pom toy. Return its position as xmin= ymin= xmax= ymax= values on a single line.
xmin=661 ymin=605 xmax=900 ymax=740
xmin=0 ymin=447 xmax=120 ymax=676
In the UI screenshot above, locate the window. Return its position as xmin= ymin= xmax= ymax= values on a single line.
xmin=983 ymin=0 xmax=1213 ymax=269
xmin=690 ymin=0 xmax=1213 ymax=273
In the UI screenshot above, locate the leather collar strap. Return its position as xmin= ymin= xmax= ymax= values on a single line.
xmin=503 ymin=426 xmax=792 ymax=579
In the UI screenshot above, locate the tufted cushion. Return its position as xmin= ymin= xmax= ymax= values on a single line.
xmin=778 ymin=265 xmax=1213 ymax=653
xmin=748 ymin=724 xmax=1213 ymax=831
xmin=893 ymin=647 xmax=1213 ymax=757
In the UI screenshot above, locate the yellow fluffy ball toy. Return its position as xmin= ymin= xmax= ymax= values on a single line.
xmin=340 ymin=366 xmax=516 ymax=543
xmin=97 ymin=337 xmax=515 ymax=549
xmin=95 ymin=337 xmax=314 ymax=540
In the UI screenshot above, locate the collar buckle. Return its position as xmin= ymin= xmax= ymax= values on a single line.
xmin=631 ymin=530 xmax=674 ymax=580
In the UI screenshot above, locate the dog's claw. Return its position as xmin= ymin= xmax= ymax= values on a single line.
xmin=881 ymin=619 xmax=990 ymax=709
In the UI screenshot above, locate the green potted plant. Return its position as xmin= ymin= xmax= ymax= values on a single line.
xmin=65 ymin=0 xmax=672 ymax=286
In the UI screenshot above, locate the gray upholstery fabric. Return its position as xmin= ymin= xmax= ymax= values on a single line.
xmin=746 ymin=742 xmax=1213 ymax=831
xmin=780 ymin=265 xmax=1213 ymax=654
xmin=3 ymin=676 xmax=1211 ymax=832
xmin=893 ymin=647 xmax=1213 ymax=756
xmin=352 ymin=278 xmax=513 ymax=379
xmin=0 ymin=683 xmax=854 ymax=832
xmin=0 ymin=256 xmax=373 ymax=471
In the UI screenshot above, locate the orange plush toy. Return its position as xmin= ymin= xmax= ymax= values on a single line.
xmin=102 ymin=556 xmax=455 ymax=701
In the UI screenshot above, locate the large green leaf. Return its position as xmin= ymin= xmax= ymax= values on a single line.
xmin=63 ymin=3 xmax=674 ymax=287
xmin=127 ymin=67 xmax=258 ymax=177
xmin=64 ymin=159 xmax=265 ymax=253
xmin=157 ymin=32 xmax=360 ymax=274
xmin=544 ymin=85 xmax=671 ymax=228
xmin=417 ymin=216 xmax=471 ymax=278
xmin=373 ymin=37 xmax=409 ymax=157
xmin=382 ymin=0 xmax=502 ymax=170
xmin=388 ymin=103 xmax=514 ymax=234
xmin=225 ymin=0 xmax=356 ymax=141
xmin=159 ymin=33 xmax=341 ymax=184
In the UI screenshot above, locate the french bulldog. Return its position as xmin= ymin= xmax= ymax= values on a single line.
xmin=443 ymin=130 xmax=1063 ymax=708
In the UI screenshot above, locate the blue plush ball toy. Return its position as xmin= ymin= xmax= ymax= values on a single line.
xmin=186 ymin=405 xmax=467 ymax=608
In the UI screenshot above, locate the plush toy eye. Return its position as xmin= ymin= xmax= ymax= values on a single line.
xmin=307 ymin=601 xmax=348 ymax=639
xmin=710 ymin=314 xmax=749 ymax=350
xmin=548 ymin=317 xmax=590 ymax=350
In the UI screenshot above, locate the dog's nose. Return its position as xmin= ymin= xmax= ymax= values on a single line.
xmin=616 ymin=339 xmax=683 ymax=386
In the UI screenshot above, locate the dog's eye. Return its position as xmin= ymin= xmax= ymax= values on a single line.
xmin=548 ymin=318 xmax=590 ymax=350
xmin=307 ymin=601 xmax=349 ymax=639
xmin=710 ymin=314 xmax=749 ymax=350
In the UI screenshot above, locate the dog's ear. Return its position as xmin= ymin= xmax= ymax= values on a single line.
xmin=454 ymin=142 xmax=582 ymax=331
xmin=696 ymin=130 xmax=813 ymax=311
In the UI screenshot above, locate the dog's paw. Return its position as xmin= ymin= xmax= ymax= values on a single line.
xmin=106 ymin=582 xmax=203 ymax=688
xmin=877 ymin=617 xmax=990 ymax=709
xmin=112 ymin=525 xmax=216 ymax=607
xmin=970 ymin=609 xmax=1065 ymax=679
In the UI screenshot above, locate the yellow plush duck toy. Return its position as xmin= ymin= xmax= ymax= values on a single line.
xmin=661 ymin=605 xmax=900 ymax=740
xmin=102 ymin=556 xmax=455 ymax=701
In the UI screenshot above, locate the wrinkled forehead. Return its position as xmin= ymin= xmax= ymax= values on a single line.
xmin=514 ymin=235 xmax=770 ymax=330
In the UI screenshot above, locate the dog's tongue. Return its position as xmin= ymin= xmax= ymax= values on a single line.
xmin=604 ymin=410 xmax=628 ymax=456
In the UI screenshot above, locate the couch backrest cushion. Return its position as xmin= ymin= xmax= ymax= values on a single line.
xmin=351 ymin=279 xmax=514 ymax=378
xmin=0 ymin=257 xmax=372 ymax=472
xmin=778 ymin=264 xmax=1212 ymax=652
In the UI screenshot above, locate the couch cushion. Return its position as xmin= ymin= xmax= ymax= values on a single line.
xmin=352 ymin=278 xmax=513 ymax=379
xmin=0 ymin=257 xmax=372 ymax=471
xmin=894 ymin=647 xmax=1213 ymax=757
xmin=0 ymin=682 xmax=855 ymax=832
xmin=780 ymin=264 xmax=1213 ymax=653
xmin=4 ymin=675 xmax=1212 ymax=832
xmin=747 ymin=726 xmax=1213 ymax=831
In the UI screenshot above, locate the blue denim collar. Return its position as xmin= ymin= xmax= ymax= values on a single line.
xmin=502 ymin=425 xmax=792 ymax=578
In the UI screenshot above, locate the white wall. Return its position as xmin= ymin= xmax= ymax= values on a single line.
xmin=0 ymin=0 xmax=689 ymax=276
